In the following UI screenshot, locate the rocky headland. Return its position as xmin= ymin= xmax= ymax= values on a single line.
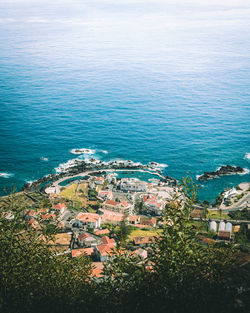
xmin=198 ymin=165 xmax=245 ymax=181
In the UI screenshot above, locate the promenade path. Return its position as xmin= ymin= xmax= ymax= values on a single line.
xmin=192 ymin=217 xmax=249 ymax=225
xmin=52 ymin=168 xmax=166 ymax=189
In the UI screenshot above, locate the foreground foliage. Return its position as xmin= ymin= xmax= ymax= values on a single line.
xmin=0 ymin=179 xmax=249 ymax=313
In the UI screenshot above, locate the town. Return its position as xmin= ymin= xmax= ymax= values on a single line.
xmin=11 ymin=170 xmax=248 ymax=278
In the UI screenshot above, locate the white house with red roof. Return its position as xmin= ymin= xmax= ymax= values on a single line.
xmin=103 ymin=199 xmax=133 ymax=215
xmin=95 ymin=176 xmax=105 ymax=185
xmin=98 ymin=209 xmax=125 ymax=224
xmin=77 ymin=212 xmax=102 ymax=229
xmin=53 ymin=203 xmax=67 ymax=215
xmin=94 ymin=236 xmax=116 ymax=262
xmin=98 ymin=190 xmax=113 ymax=200
xmin=142 ymin=194 xmax=165 ymax=215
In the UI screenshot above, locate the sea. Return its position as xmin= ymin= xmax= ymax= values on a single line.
xmin=0 ymin=0 xmax=250 ymax=202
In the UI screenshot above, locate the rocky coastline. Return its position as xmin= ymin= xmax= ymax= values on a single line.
xmin=198 ymin=165 xmax=245 ymax=181
xmin=22 ymin=158 xmax=177 ymax=192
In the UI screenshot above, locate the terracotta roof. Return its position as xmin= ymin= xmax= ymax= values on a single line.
xmin=102 ymin=236 xmax=115 ymax=245
xmin=121 ymin=201 xmax=129 ymax=207
xmin=72 ymin=247 xmax=94 ymax=258
xmin=78 ymin=233 xmax=91 ymax=241
xmin=26 ymin=219 xmax=39 ymax=228
xmin=40 ymin=213 xmax=56 ymax=220
xmin=27 ymin=210 xmax=36 ymax=217
xmin=77 ymin=212 xmax=101 ymax=223
xmin=94 ymin=229 xmax=110 ymax=236
xmin=140 ymin=218 xmax=157 ymax=227
xmin=200 ymin=237 xmax=215 ymax=245
xmin=99 ymin=209 xmax=124 ymax=223
xmin=104 ymin=199 xmax=120 ymax=206
xmin=132 ymin=248 xmax=147 ymax=259
xmin=96 ymin=177 xmax=105 ymax=181
xmin=96 ymin=243 xmax=115 ymax=256
xmin=127 ymin=215 xmax=141 ymax=222
xmin=53 ymin=203 xmax=67 ymax=211
xmin=133 ymin=236 xmax=155 ymax=245
xmin=90 ymin=262 xmax=104 ymax=277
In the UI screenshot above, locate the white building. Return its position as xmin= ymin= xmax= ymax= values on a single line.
xmin=209 ymin=221 xmax=217 ymax=232
xmin=45 ymin=186 xmax=60 ymax=194
xmin=120 ymin=178 xmax=147 ymax=192
xmin=218 ymin=221 xmax=226 ymax=232
xmin=77 ymin=213 xmax=102 ymax=229
xmin=142 ymin=194 xmax=165 ymax=215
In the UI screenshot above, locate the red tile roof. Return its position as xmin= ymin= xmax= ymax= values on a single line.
xmin=27 ymin=210 xmax=36 ymax=217
xmin=53 ymin=203 xmax=67 ymax=211
xmin=96 ymin=243 xmax=115 ymax=256
xmin=99 ymin=209 xmax=124 ymax=223
xmin=105 ymin=199 xmax=120 ymax=206
xmin=102 ymin=236 xmax=115 ymax=245
xmin=78 ymin=233 xmax=91 ymax=241
xmin=140 ymin=218 xmax=157 ymax=227
xmin=96 ymin=177 xmax=105 ymax=181
xmin=127 ymin=215 xmax=140 ymax=222
xmin=90 ymin=262 xmax=104 ymax=277
xmin=77 ymin=212 xmax=101 ymax=223
xmin=72 ymin=248 xmax=94 ymax=258
xmin=40 ymin=213 xmax=56 ymax=220
xmin=94 ymin=229 xmax=110 ymax=236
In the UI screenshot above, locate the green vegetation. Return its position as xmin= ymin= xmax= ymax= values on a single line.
xmin=0 ymin=178 xmax=249 ymax=313
xmin=128 ymin=228 xmax=160 ymax=240
xmin=229 ymin=208 xmax=250 ymax=220
xmin=207 ymin=210 xmax=230 ymax=219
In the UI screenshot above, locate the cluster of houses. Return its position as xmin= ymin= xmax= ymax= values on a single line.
xmin=26 ymin=175 xmax=176 ymax=277
xmin=25 ymin=202 xmax=67 ymax=228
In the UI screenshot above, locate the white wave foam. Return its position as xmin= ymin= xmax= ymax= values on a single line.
xmin=148 ymin=162 xmax=168 ymax=169
xmin=244 ymin=153 xmax=250 ymax=160
xmin=102 ymin=150 xmax=108 ymax=154
xmin=55 ymin=158 xmax=81 ymax=173
xmin=40 ymin=157 xmax=49 ymax=161
xmin=70 ymin=148 xmax=96 ymax=155
xmin=239 ymin=168 xmax=249 ymax=175
xmin=196 ymin=175 xmax=201 ymax=180
xmin=25 ymin=180 xmax=34 ymax=185
xmin=0 ymin=172 xmax=14 ymax=178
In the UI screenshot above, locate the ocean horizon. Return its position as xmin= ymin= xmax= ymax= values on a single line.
xmin=0 ymin=0 xmax=250 ymax=202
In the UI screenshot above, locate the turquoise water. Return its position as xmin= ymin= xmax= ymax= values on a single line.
xmin=0 ymin=0 xmax=250 ymax=202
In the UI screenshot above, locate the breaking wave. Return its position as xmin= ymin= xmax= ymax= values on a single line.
xmin=245 ymin=153 xmax=250 ymax=160
xmin=0 ymin=172 xmax=14 ymax=178
xmin=40 ymin=157 xmax=49 ymax=161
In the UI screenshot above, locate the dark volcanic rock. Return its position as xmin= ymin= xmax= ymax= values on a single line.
xmin=198 ymin=165 xmax=245 ymax=181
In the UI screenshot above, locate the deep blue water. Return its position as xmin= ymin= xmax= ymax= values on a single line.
xmin=0 ymin=0 xmax=250 ymax=202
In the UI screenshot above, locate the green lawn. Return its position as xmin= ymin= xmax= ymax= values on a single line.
xmin=128 ymin=228 xmax=161 ymax=240
xmin=207 ymin=210 xmax=230 ymax=219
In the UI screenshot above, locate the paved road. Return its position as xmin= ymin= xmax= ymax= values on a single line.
xmin=192 ymin=217 xmax=250 ymax=225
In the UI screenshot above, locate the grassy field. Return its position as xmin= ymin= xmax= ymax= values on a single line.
xmin=207 ymin=210 xmax=230 ymax=219
xmin=59 ymin=182 xmax=101 ymax=211
xmin=60 ymin=184 xmax=78 ymax=198
xmin=128 ymin=228 xmax=160 ymax=240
